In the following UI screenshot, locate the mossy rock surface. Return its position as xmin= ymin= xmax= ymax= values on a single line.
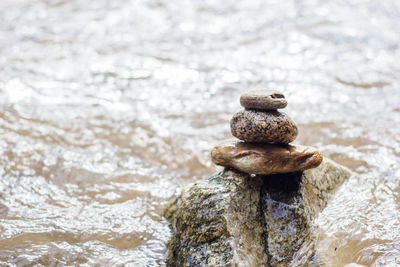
xmin=166 ymin=159 xmax=354 ymax=266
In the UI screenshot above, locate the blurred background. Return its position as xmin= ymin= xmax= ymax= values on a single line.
xmin=0 ymin=0 xmax=399 ymax=266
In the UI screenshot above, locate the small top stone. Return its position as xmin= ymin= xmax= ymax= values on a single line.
xmin=240 ymin=89 xmax=287 ymax=110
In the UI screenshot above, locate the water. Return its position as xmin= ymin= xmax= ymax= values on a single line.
xmin=0 ymin=0 xmax=399 ymax=265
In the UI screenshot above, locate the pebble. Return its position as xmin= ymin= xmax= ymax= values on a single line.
xmin=230 ymin=109 xmax=298 ymax=143
xmin=240 ymin=89 xmax=287 ymax=110
xmin=211 ymin=139 xmax=323 ymax=175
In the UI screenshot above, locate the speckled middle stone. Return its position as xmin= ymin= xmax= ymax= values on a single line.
xmin=240 ymin=89 xmax=287 ymax=110
xmin=211 ymin=139 xmax=323 ymax=175
xmin=230 ymin=109 xmax=298 ymax=143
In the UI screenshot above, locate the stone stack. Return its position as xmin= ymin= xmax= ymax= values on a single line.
xmin=211 ymin=89 xmax=323 ymax=175
xmin=166 ymin=90 xmax=354 ymax=266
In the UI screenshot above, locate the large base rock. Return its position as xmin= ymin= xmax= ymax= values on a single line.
xmin=165 ymin=159 xmax=355 ymax=266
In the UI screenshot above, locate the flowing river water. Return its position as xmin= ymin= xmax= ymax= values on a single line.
xmin=0 ymin=0 xmax=399 ymax=266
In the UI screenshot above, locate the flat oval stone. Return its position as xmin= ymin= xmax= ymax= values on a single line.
xmin=211 ymin=140 xmax=323 ymax=175
xmin=240 ymin=89 xmax=287 ymax=110
xmin=230 ymin=109 xmax=298 ymax=143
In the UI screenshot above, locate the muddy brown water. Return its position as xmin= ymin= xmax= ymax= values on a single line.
xmin=0 ymin=0 xmax=399 ymax=266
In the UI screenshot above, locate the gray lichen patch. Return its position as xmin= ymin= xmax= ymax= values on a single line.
xmin=166 ymin=169 xmax=268 ymax=266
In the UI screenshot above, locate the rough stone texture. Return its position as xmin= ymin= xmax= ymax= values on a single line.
xmin=166 ymin=158 xmax=354 ymax=266
xmin=211 ymin=139 xmax=323 ymax=175
xmin=165 ymin=170 xmax=269 ymax=267
xmin=240 ymin=89 xmax=287 ymax=110
xmin=262 ymin=158 xmax=354 ymax=266
xmin=230 ymin=109 xmax=298 ymax=143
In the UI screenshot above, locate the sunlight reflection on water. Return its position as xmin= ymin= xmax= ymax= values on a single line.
xmin=0 ymin=0 xmax=399 ymax=265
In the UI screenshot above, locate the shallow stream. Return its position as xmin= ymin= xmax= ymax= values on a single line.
xmin=0 ymin=0 xmax=399 ymax=266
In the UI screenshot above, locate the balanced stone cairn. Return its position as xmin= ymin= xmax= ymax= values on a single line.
xmin=211 ymin=89 xmax=323 ymax=175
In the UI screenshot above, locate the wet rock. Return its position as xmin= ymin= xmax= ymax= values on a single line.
xmin=240 ymin=89 xmax=287 ymax=110
xmin=166 ymin=159 xmax=355 ymax=266
xmin=230 ymin=109 xmax=298 ymax=143
xmin=165 ymin=170 xmax=269 ymax=267
xmin=211 ymin=139 xmax=322 ymax=175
